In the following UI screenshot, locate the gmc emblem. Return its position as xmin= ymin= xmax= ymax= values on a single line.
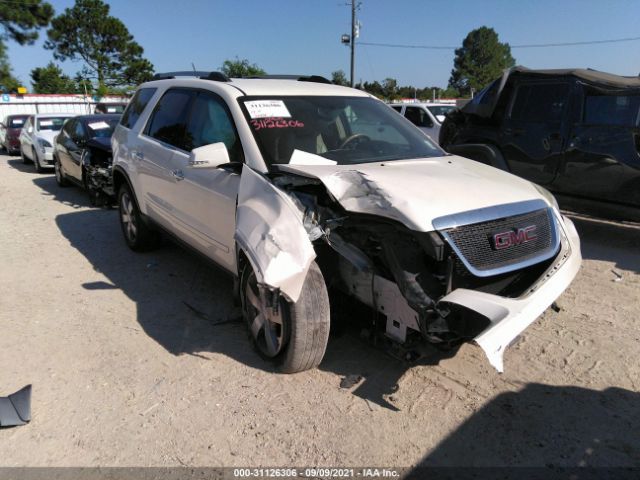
xmin=492 ymin=226 xmax=538 ymax=250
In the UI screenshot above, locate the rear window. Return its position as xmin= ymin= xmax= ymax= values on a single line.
xmin=121 ymin=88 xmax=156 ymax=129
xmin=510 ymin=83 xmax=569 ymax=123
xmin=584 ymin=95 xmax=640 ymax=126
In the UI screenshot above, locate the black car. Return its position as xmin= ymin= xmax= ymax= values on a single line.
xmin=54 ymin=114 xmax=120 ymax=206
xmin=440 ymin=67 xmax=640 ymax=222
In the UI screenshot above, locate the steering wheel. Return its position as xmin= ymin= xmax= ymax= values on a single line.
xmin=339 ymin=133 xmax=371 ymax=150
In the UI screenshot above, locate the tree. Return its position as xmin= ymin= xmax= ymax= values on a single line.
xmin=44 ymin=0 xmax=154 ymax=89
xmin=381 ymin=78 xmax=399 ymax=101
xmin=360 ymin=80 xmax=383 ymax=98
xmin=331 ymin=70 xmax=348 ymax=86
xmin=0 ymin=0 xmax=53 ymax=45
xmin=0 ymin=0 xmax=54 ymax=92
xmin=30 ymin=62 xmax=77 ymax=93
xmin=449 ymin=26 xmax=515 ymax=96
xmin=220 ymin=57 xmax=266 ymax=78
xmin=0 ymin=41 xmax=20 ymax=92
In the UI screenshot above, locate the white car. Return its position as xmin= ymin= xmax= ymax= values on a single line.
xmin=389 ymin=102 xmax=457 ymax=144
xmin=112 ymin=72 xmax=581 ymax=373
xmin=19 ymin=113 xmax=75 ymax=172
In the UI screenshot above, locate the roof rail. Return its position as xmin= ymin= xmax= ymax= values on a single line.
xmin=152 ymin=71 xmax=230 ymax=82
xmin=244 ymin=74 xmax=332 ymax=84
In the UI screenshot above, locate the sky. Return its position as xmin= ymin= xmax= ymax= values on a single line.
xmin=7 ymin=0 xmax=640 ymax=90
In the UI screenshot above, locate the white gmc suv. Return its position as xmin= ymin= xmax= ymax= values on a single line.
xmin=111 ymin=72 xmax=581 ymax=373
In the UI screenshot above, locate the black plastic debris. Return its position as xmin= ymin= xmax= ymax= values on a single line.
xmin=340 ymin=374 xmax=363 ymax=389
xmin=0 ymin=385 xmax=32 ymax=427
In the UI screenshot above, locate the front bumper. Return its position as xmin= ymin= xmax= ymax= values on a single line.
xmin=42 ymin=147 xmax=54 ymax=163
xmin=6 ymin=138 xmax=19 ymax=152
xmin=439 ymin=214 xmax=581 ymax=372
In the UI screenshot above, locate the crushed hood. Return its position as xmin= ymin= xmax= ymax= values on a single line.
xmin=276 ymin=155 xmax=544 ymax=231
xmin=87 ymin=137 xmax=112 ymax=153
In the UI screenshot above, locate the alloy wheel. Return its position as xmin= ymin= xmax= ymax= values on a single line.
xmin=119 ymin=192 xmax=137 ymax=243
xmin=244 ymin=271 xmax=288 ymax=358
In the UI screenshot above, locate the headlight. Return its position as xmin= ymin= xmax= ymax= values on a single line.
xmin=534 ymin=184 xmax=559 ymax=211
xmin=37 ymin=138 xmax=52 ymax=152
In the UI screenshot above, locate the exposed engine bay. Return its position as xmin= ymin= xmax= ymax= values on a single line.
xmin=235 ymin=158 xmax=582 ymax=372
xmin=83 ymin=138 xmax=115 ymax=207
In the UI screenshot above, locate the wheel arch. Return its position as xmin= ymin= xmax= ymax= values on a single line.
xmin=446 ymin=142 xmax=510 ymax=172
xmin=112 ymin=166 xmax=139 ymax=206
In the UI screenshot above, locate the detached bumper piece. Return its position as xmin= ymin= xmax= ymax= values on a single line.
xmin=440 ymin=216 xmax=581 ymax=372
xmin=0 ymin=385 xmax=32 ymax=427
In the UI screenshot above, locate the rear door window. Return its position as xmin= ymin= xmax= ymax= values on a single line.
xmin=510 ymin=83 xmax=569 ymax=122
xmin=584 ymin=94 xmax=640 ymax=126
xmin=404 ymin=106 xmax=434 ymax=128
xmin=145 ymin=89 xmax=195 ymax=150
xmin=121 ymin=88 xmax=157 ymax=129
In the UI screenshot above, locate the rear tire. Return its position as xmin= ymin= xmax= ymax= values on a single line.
xmin=118 ymin=183 xmax=159 ymax=251
xmin=241 ymin=261 xmax=330 ymax=373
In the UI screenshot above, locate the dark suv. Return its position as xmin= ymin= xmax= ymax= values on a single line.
xmin=440 ymin=67 xmax=640 ymax=222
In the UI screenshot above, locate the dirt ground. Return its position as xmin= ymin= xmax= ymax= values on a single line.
xmin=1 ymin=153 xmax=639 ymax=468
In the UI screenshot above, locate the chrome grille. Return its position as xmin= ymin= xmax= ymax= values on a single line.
xmin=440 ymin=207 xmax=559 ymax=277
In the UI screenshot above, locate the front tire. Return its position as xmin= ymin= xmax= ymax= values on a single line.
xmin=54 ymin=157 xmax=69 ymax=187
xmin=118 ymin=184 xmax=159 ymax=251
xmin=241 ymin=261 xmax=330 ymax=373
xmin=33 ymin=148 xmax=43 ymax=173
xmin=20 ymin=146 xmax=29 ymax=164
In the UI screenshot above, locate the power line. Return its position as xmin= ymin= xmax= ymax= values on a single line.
xmin=359 ymin=36 xmax=640 ymax=50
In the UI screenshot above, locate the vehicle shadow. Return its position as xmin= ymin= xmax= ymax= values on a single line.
xmin=568 ymin=213 xmax=640 ymax=274
xmin=406 ymin=383 xmax=640 ymax=474
xmin=36 ymin=175 xmax=457 ymax=410
xmin=33 ymin=175 xmax=92 ymax=209
xmin=6 ymin=157 xmax=40 ymax=175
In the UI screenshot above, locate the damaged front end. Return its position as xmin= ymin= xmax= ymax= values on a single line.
xmin=236 ymin=162 xmax=581 ymax=372
xmin=83 ymin=138 xmax=115 ymax=206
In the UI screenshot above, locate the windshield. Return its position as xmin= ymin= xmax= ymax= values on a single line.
xmin=37 ymin=117 xmax=68 ymax=131
xmin=427 ymin=105 xmax=456 ymax=117
xmin=97 ymin=104 xmax=126 ymax=114
xmin=241 ymin=96 xmax=444 ymax=166
xmin=8 ymin=117 xmax=26 ymax=128
xmin=86 ymin=118 xmax=119 ymax=138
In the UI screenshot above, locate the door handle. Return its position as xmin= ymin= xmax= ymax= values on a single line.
xmin=171 ymin=169 xmax=184 ymax=181
xmin=132 ymin=150 xmax=144 ymax=161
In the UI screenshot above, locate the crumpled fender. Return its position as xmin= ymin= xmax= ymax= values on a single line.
xmin=235 ymin=167 xmax=316 ymax=302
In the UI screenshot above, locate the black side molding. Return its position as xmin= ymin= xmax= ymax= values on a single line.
xmin=152 ymin=71 xmax=230 ymax=82
xmin=0 ymin=385 xmax=32 ymax=427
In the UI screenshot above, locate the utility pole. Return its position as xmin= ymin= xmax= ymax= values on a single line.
xmin=350 ymin=0 xmax=356 ymax=87
xmin=341 ymin=1 xmax=360 ymax=87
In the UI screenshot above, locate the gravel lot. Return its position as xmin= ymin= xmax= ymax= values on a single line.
xmin=1 ymin=153 xmax=639 ymax=468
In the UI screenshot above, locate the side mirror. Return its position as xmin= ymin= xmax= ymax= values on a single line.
xmin=188 ymin=142 xmax=230 ymax=169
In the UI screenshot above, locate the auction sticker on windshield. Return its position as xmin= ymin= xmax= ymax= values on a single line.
xmin=88 ymin=121 xmax=111 ymax=130
xmin=245 ymin=100 xmax=291 ymax=119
